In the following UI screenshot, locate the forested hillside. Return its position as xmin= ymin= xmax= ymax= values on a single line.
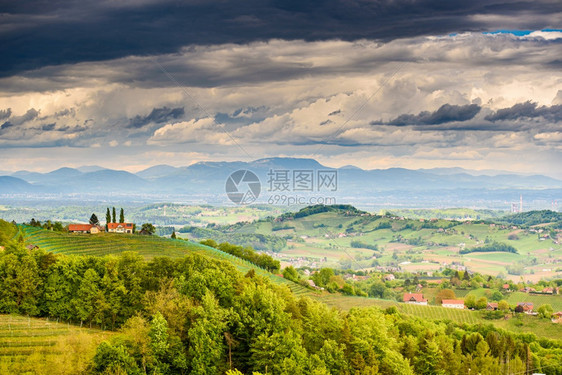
xmin=498 ymin=210 xmax=562 ymax=228
xmin=0 ymin=220 xmax=561 ymax=374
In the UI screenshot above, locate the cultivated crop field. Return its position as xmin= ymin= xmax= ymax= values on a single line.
xmin=211 ymin=209 xmax=562 ymax=280
xmin=20 ymin=225 xmax=311 ymax=296
xmin=313 ymin=294 xmax=480 ymax=323
xmin=0 ymin=314 xmax=111 ymax=374
xmin=312 ymin=293 xmax=562 ymax=339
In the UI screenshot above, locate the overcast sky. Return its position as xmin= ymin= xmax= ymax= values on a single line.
xmin=0 ymin=0 xmax=561 ymax=177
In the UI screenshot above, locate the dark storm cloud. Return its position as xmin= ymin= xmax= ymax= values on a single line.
xmin=485 ymin=101 xmax=562 ymax=122
xmin=40 ymin=123 xmax=56 ymax=131
xmin=1 ymin=0 xmax=561 ymax=77
xmin=374 ymin=104 xmax=481 ymax=126
xmin=0 ymin=109 xmax=11 ymax=120
xmin=128 ymin=106 xmax=184 ymax=128
xmin=56 ymin=125 xmax=87 ymax=133
xmin=0 ymin=108 xmax=39 ymax=129
xmin=0 ymin=122 xmax=13 ymax=130
xmin=214 ymin=106 xmax=269 ymax=126
xmin=54 ymin=108 xmax=75 ymax=117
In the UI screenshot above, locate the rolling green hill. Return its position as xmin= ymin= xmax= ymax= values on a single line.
xmin=2 ymin=221 xmax=559 ymax=343
xmin=179 ymin=205 xmax=562 ymax=281
xmin=19 ymin=225 xmax=311 ymax=297
xmin=497 ymin=210 xmax=562 ymax=228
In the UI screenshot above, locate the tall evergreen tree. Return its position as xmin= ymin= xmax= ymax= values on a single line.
xmin=119 ymin=208 xmax=125 ymax=223
xmin=112 ymin=207 xmax=116 ymax=223
xmin=89 ymin=213 xmax=100 ymax=226
xmin=106 ymin=208 xmax=111 ymax=228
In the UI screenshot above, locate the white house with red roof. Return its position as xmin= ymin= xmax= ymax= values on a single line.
xmin=107 ymin=222 xmax=134 ymax=234
xmin=442 ymin=299 xmax=465 ymax=309
xmin=403 ymin=293 xmax=428 ymax=305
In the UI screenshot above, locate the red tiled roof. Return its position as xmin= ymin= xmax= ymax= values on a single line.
xmin=107 ymin=222 xmax=134 ymax=229
xmin=69 ymin=224 xmax=93 ymax=231
xmin=442 ymin=299 xmax=465 ymax=305
xmin=403 ymin=293 xmax=427 ymax=303
xmin=517 ymin=302 xmax=534 ymax=310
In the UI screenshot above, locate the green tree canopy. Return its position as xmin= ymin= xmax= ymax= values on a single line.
xmin=141 ymin=223 xmax=156 ymax=235
xmin=537 ymin=304 xmax=553 ymax=319
xmin=435 ymin=288 xmax=456 ymax=304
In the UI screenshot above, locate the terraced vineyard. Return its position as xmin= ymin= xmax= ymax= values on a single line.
xmin=504 ymin=292 xmax=562 ymax=311
xmin=0 ymin=314 xmax=111 ymax=373
xmin=22 ymin=225 xmax=221 ymax=259
xmin=20 ymin=225 xmax=311 ymax=296
xmin=312 ymin=294 xmax=481 ymax=324
xmin=398 ymin=303 xmax=481 ymax=324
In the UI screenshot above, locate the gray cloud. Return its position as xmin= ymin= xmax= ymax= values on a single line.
xmin=13 ymin=108 xmax=39 ymax=124
xmin=0 ymin=108 xmax=39 ymax=130
xmin=54 ymin=108 xmax=75 ymax=117
xmin=40 ymin=123 xmax=56 ymax=131
xmin=56 ymin=125 xmax=87 ymax=133
xmin=485 ymin=101 xmax=562 ymax=122
xmin=374 ymin=104 xmax=481 ymax=126
xmin=128 ymin=106 xmax=184 ymax=128
xmin=0 ymin=108 xmax=11 ymax=120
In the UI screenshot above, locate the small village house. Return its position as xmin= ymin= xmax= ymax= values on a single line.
xmin=442 ymin=299 xmax=465 ymax=309
xmin=486 ymin=302 xmax=499 ymax=311
xmin=383 ymin=274 xmax=395 ymax=281
xmin=403 ymin=293 xmax=428 ymax=305
xmin=517 ymin=302 xmax=534 ymax=313
xmin=68 ymin=224 xmax=103 ymax=234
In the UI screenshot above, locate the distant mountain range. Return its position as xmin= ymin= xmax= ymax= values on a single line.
xmin=2 ymin=157 xmax=561 ymax=209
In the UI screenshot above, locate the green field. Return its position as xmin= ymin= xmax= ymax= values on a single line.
xmin=462 ymin=288 xmax=562 ymax=311
xmin=183 ymin=208 xmax=561 ymax=281
xmin=313 ymin=294 xmax=479 ymax=324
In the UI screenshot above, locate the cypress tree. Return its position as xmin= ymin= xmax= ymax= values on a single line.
xmin=106 ymin=208 xmax=111 ymax=229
